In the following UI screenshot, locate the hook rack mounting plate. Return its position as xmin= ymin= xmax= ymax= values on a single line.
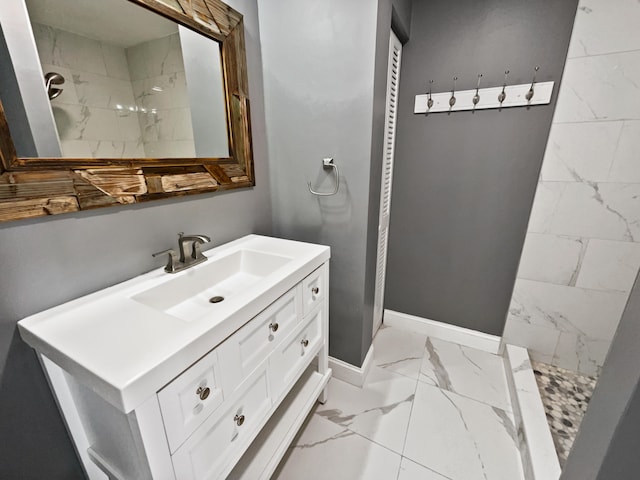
xmin=414 ymin=81 xmax=554 ymax=114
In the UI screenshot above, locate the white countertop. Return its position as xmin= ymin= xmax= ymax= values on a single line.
xmin=18 ymin=235 xmax=330 ymax=413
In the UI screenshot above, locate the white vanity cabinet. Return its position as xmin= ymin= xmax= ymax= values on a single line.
xmin=18 ymin=235 xmax=331 ymax=480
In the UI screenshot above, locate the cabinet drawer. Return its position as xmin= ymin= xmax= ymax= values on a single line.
xmin=269 ymin=304 xmax=324 ymax=400
xmin=302 ymin=266 xmax=325 ymax=316
xmin=171 ymin=364 xmax=272 ymax=480
xmin=158 ymin=348 xmax=225 ymax=453
xmin=218 ymin=287 xmax=300 ymax=395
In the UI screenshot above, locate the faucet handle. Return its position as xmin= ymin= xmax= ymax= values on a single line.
xmin=153 ymin=248 xmax=178 ymax=273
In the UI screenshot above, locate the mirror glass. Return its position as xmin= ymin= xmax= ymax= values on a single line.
xmin=24 ymin=0 xmax=230 ymax=159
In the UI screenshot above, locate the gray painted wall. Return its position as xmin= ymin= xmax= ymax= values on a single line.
xmin=385 ymin=0 xmax=578 ymax=335
xmin=561 ymin=271 xmax=640 ymax=480
xmin=0 ymin=0 xmax=270 ymax=476
xmin=259 ymin=0 xmax=411 ymax=366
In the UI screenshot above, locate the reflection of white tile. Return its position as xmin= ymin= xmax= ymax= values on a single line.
xmin=419 ymin=337 xmax=511 ymax=411
xmin=60 ymin=140 xmax=92 ymax=157
xmin=608 ymin=121 xmax=640 ymax=183
xmin=48 ymin=28 xmax=107 ymax=75
xmin=567 ymin=0 xmax=640 ymax=58
xmin=126 ymin=33 xmax=184 ymax=81
xmin=102 ymin=44 xmax=131 ymax=81
xmin=372 ymin=325 xmax=428 ymax=380
xmin=52 ymin=105 xmax=120 ymax=141
xmin=540 ymin=122 xmax=622 ymax=182
xmin=548 ymin=182 xmax=640 ymax=242
xmin=576 ymin=239 xmax=640 ymax=293
xmin=526 ymin=182 xmax=566 ymax=233
xmin=553 ymin=333 xmax=612 ymax=377
xmin=315 ymin=367 xmax=416 ymax=454
xmin=554 ymin=51 xmax=640 ymax=123
xmin=88 ymin=140 xmax=145 ymax=158
xmin=398 ymin=457 xmax=449 ymax=480
xmin=404 ymin=383 xmax=523 ymax=480
xmin=518 ymin=233 xmax=586 ymax=286
xmin=502 ymin=316 xmax=560 ymax=359
xmin=273 ymin=414 xmax=401 ymax=480
xmin=71 ymin=72 xmax=136 ymax=109
xmin=507 ymin=279 xmax=627 ymax=340
xmin=138 ymin=108 xmax=194 ymax=142
xmin=132 ymin=73 xmax=190 ymax=109
xmin=117 ymin=115 xmax=143 ymax=142
xmin=142 ymin=140 xmax=195 ymax=158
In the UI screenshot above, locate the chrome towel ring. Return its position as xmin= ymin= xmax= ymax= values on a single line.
xmin=308 ymin=158 xmax=340 ymax=196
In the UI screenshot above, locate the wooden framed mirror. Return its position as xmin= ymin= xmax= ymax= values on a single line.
xmin=0 ymin=0 xmax=253 ymax=223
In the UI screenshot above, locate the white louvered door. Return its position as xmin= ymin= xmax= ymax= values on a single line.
xmin=373 ymin=30 xmax=402 ymax=337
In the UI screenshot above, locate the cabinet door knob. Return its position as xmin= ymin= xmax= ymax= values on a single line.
xmin=234 ymin=414 xmax=245 ymax=426
xmin=196 ymin=386 xmax=210 ymax=401
xmin=269 ymin=322 xmax=279 ymax=332
xmin=301 ymin=339 xmax=309 ymax=348
xmin=312 ymin=287 xmax=319 ymax=295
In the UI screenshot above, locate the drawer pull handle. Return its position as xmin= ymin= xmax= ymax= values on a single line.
xmin=301 ymin=339 xmax=309 ymax=348
xmin=234 ymin=414 xmax=245 ymax=426
xmin=312 ymin=287 xmax=320 ymax=295
xmin=269 ymin=322 xmax=279 ymax=332
xmin=196 ymin=387 xmax=210 ymax=401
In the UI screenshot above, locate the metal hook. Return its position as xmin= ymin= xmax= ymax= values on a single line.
xmin=526 ymin=66 xmax=540 ymax=102
xmin=427 ymin=80 xmax=434 ymax=111
xmin=498 ymin=70 xmax=509 ymax=107
xmin=472 ymin=74 xmax=483 ymax=110
xmin=449 ymin=76 xmax=458 ymax=111
xmin=308 ymin=158 xmax=340 ymax=196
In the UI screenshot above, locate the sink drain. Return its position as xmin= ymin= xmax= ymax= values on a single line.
xmin=209 ymin=296 xmax=225 ymax=304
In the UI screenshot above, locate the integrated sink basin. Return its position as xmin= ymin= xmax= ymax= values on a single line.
xmin=132 ymin=249 xmax=293 ymax=321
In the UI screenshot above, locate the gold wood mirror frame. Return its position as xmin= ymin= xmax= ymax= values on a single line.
xmin=0 ymin=0 xmax=254 ymax=223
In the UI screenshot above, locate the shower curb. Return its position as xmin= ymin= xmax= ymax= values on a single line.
xmin=503 ymin=344 xmax=561 ymax=480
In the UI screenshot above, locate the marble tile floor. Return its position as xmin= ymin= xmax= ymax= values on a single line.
xmin=532 ymin=361 xmax=597 ymax=468
xmin=274 ymin=325 xmax=524 ymax=480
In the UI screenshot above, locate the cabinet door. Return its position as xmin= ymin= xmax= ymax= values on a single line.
xmin=158 ymin=348 xmax=225 ymax=453
xmin=171 ymin=364 xmax=272 ymax=480
xmin=218 ymin=287 xmax=300 ymax=395
xmin=269 ymin=304 xmax=324 ymax=400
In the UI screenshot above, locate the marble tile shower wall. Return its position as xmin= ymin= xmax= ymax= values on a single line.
xmin=503 ymin=0 xmax=640 ymax=376
xmin=32 ymin=24 xmax=145 ymax=157
xmin=127 ymin=33 xmax=195 ymax=158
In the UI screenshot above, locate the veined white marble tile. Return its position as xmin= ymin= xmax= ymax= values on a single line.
xmin=139 ymin=108 xmax=194 ymax=143
xmin=372 ymin=325 xmax=428 ymax=380
xmin=526 ymin=182 xmax=566 ymax=234
xmin=34 ymin=25 xmax=108 ymax=76
xmin=540 ymin=121 xmax=623 ymax=182
xmin=404 ymin=382 xmax=523 ymax=480
xmin=88 ymin=140 xmax=145 ymax=158
xmin=502 ymin=316 xmax=560 ymax=360
xmin=126 ymin=33 xmax=184 ymax=82
xmin=419 ymin=337 xmax=512 ymax=411
xmin=101 ymin=44 xmax=131 ymax=81
xmin=608 ymin=121 xmax=640 ymax=183
xmin=547 ymin=182 xmax=640 ymax=242
xmin=553 ymin=51 xmax=640 ymax=123
xmin=132 ymin=72 xmax=190 ymax=110
xmin=52 ymin=105 xmax=121 ymax=142
xmin=517 ymin=233 xmax=586 ymax=286
xmin=273 ymin=414 xmax=401 ymax=480
xmin=142 ymin=140 xmax=196 ymax=158
xmin=553 ymin=333 xmax=612 ymax=376
xmin=60 ymin=140 xmax=92 ymax=157
xmin=508 ymin=279 xmax=627 ymax=340
xmin=576 ymin=239 xmax=640 ymax=293
xmin=70 ymin=72 xmax=136 ymax=110
xmin=315 ymin=366 xmax=416 ymax=454
xmin=398 ymin=457 xmax=450 ymax=480
xmin=116 ymin=115 xmax=144 ymax=143
xmin=567 ymin=0 xmax=640 ymax=58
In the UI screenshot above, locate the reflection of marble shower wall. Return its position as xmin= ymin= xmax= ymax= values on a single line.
xmin=126 ymin=34 xmax=195 ymax=158
xmin=502 ymin=0 xmax=640 ymax=376
xmin=31 ymin=23 xmax=145 ymax=157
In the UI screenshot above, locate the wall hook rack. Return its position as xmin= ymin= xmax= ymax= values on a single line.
xmin=414 ymin=69 xmax=553 ymax=114
xmin=308 ymin=158 xmax=340 ymax=196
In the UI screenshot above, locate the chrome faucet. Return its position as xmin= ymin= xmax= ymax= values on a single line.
xmin=153 ymin=232 xmax=211 ymax=273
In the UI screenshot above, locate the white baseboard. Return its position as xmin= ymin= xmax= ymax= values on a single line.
xmin=383 ymin=309 xmax=501 ymax=354
xmin=328 ymin=343 xmax=375 ymax=388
